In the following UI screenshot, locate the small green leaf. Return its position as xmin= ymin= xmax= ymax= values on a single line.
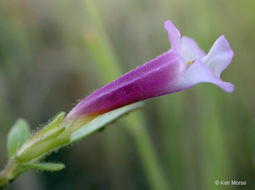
xmin=21 ymin=162 xmax=65 ymax=171
xmin=7 ymin=119 xmax=31 ymax=158
xmin=70 ymin=102 xmax=143 ymax=143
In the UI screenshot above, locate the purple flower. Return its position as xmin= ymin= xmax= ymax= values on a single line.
xmin=66 ymin=20 xmax=234 ymax=121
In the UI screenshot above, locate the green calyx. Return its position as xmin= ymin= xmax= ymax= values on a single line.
xmin=16 ymin=112 xmax=68 ymax=162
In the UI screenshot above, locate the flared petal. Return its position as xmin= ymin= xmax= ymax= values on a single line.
xmin=164 ymin=20 xmax=181 ymax=52
xmin=181 ymin=36 xmax=206 ymax=62
xmin=175 ymin=60 xmax=234 ymax=93
xmin=201 ymin=35 xmax=234 ymax=77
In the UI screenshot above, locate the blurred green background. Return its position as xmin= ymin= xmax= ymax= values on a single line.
xmin=0 ymin=0 xmax=254 ymax=189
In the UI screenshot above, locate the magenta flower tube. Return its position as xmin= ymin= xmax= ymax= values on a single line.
xmin=66 ymin=20 xmax=234 ymax=121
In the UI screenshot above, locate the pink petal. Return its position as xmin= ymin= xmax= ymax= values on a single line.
xmin=175 ymin=60 xmax=234 ymax=93
xmin=164 ymin=20 xmax=181 ymax=52
xmin=181 ymin=36 xmax=206 ymax=62
xmin=201 ymin=35 xmax=234 ymax=77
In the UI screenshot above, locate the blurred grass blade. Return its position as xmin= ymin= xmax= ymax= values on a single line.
xmin=7 ymin=119 xmax=31 ymax=158
xmin=82 ymin=0 xmax=171 ymax=189
xmin=70 ymin=102 xmax=143 ymax=143
xmin=21 ymin=162 xmax=65 ymax=171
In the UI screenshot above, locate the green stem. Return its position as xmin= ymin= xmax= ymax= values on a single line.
xmin=0 ymin=160 xmax=19 ymax=188
xmin=82 ymin=0 xmax=170 ymax=189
